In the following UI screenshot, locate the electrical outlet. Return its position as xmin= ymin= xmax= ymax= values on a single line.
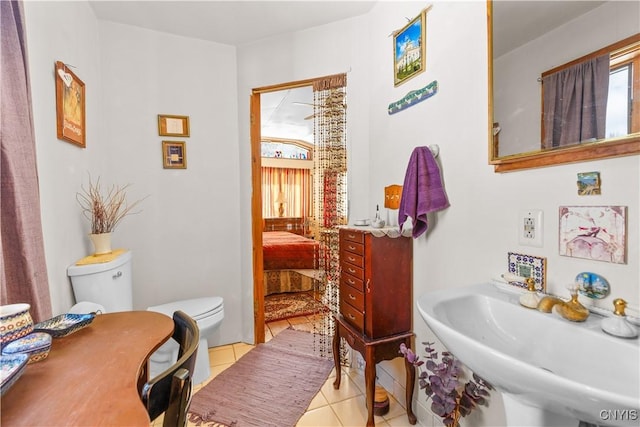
xmin=518 ymin=209 xmax=543 ymax=247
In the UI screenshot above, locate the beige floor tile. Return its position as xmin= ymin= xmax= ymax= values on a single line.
xmin=296 ymin=405 xmax=343 ymax=427
xmin=386 ymin=413 xmax=420 ymax=427
xmin=320 ymin=373 xmax=362 ymax=404
xmin=288 ymin=315 xmax=312 ymax=325
xmin=209 ymin=362 xmax=234 ymax=379
xmin=306 ymin=388 xmax=330 ymax=410
xmin=382 ymin=394 xmax=411 ymax=422
xmin=331 ymin=395 xmax=390 ymax=427
xmin=209 ymin=345 xmax=236 ymax=365
xmin=232 ymin=342 xmax=254 ymax=359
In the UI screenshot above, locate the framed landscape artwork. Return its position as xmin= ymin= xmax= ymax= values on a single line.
xmin=393 ymin=10 xmax=426 ymax=86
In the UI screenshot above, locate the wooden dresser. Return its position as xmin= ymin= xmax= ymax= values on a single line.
xmin=333 ymin=227 xmax=416 ymax=427
xmin=338 ymin=227 xmax=412 ymax=337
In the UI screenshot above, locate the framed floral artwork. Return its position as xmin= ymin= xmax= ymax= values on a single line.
xmin=559 ymin=206 xmax=627 ymax=264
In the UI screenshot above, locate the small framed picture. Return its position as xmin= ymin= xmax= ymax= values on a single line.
xmin=507 ymin=252 xmax=547 ymax=292
xmin=158 ymin=114 xmax=190 ymax=137
xmin=55 ymin=61 xmax=86 ymax=147
xmin=393 ymin=10 xmax=427 ymax=86
xmin=162 ymin=141 xmax=186 ymax=169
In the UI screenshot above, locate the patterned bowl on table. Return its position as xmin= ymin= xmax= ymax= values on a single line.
xmin=1 ymin=332 xmax=52 ymax=364
xmin=0 ymin=304 xmax=33 ymax=345
xmin=1 ymin=353 xmax=29 ymax=396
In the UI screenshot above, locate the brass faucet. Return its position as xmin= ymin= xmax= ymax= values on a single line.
xmin=553 ymin=287 xmax=590 ymax=322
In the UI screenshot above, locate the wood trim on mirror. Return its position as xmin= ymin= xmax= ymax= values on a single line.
xmin=487 ymin=0 xmax=640 ymax=172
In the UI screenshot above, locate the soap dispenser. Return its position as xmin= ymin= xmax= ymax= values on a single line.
xmin=601 ymin=299 xmax=638 ymax=338
xmin=519 ymin=278 xmax=541 ymax=309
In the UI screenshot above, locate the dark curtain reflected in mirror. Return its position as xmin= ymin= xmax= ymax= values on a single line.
xmin=488 ymin=0 xmax=640 ymax=172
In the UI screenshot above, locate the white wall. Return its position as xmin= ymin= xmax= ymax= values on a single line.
xmin=239 ymin=1 xmax=639 ymax=425
xmin=495 ymin=1 xmax=640 ymax=155
xmin=23 ymin=1 xmax=640 ymax=425
xmin=24 ymin=2 xmax=242 ymax=345
xmin=25 ymin=0 xmax=106 ymax=314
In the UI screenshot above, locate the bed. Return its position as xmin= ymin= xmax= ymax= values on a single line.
xmin=263 ymin=231 xmax=320 ymax=295
xmin=262 ymin=231 xmax=319 ymax=270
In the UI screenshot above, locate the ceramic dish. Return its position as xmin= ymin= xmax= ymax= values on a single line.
xmin=353 ymin=219 xmax=370 ymax=226
xmin=1 ymin=353 xmax=28 ymax=396
xmin=33 ymin=313 xmax=95 ymax=338
xmin=0 ymin=303 xmax=33 ymax=345
xmin=2 ymin=332 xmax=52 ymax=363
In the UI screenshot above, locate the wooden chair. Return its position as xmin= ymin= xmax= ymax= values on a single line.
xmin=141 ymin=310 xmax=199 ymax=427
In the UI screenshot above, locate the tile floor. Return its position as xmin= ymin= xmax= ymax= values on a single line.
xmin=152 ymin=314 xmax=419 ymax=427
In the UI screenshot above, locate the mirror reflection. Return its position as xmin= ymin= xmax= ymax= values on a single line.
xmin=491 ymin=1 xmax=640 ymax=161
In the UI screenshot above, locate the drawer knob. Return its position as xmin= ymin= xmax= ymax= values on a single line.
xmin=348 ymin=313 xmax=356 ymax=320
xmin=348 ymin=294 xmax=356 ymax=300
xmin=348 ymin=245 xmax=356 ymax=250
xmin=348 ymin=256 xmax=355 ymax=262
xmin=348 ymin=278 xmax=355 ymax=285
xmin=348 ymin=268 xmax=355 ymax=273
xmin=348 ymin=234 xmax=356 ymax=239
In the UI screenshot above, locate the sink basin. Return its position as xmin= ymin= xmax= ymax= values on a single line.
xmin=416 ymin=282 xmax=640 ymax=426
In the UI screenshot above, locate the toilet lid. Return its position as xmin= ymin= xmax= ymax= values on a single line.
xmin=148 ymin=297 xmax=223 ymax=320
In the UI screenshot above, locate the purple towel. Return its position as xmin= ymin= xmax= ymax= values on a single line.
xmin=398 ymin=147 xmax=449 ymax=238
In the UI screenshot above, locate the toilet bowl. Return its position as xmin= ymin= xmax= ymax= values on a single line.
xmin=147 ymin=297 xmax=224 ymax=384
xmin=66 ymin=250 xmax=224 ymax=385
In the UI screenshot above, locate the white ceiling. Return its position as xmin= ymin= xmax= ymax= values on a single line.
xmin=89 ymin=1 xmax=377 ymax=46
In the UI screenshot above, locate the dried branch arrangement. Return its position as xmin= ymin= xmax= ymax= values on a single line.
xmin=76 ymin=176 xmax=146 ymax=234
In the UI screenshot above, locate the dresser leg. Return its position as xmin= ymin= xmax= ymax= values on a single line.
xmin=405 ymin=355 xmax=417 ymax=424
xmin=332 ymin=326 xmax=342 ymax=389
xmin=365 ymin=346 xmax=376 ymax=427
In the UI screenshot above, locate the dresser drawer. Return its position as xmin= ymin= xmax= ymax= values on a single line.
xmin=341 ymin=229 xmax=365 ymax=244
xmin=341 ymin=241 xmax=364 ymax=256
xmin=340 ymin=272 xmax=364 ymax=292
xmin=340 ymin=283 xmax=364 ymax=311
xmin=340 ymin=248 xmax=364 ymax=267
xmin=340 ymin=261 xmax=364 ymax=280
xmin=340 ymin=301 xmax=364 ymax=332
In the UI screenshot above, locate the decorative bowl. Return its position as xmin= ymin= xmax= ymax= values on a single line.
xmin=0 ymin=304 xmax=33 ymax=345
xmin=1 ymin=353 xmax=29 ymax=396
xmin=1 ymin=332 xmax=52 ymax=363
xmin=33 ymin=313 xmax=95 ymax=338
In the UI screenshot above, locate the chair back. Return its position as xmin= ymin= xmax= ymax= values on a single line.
xmin=141 ymin=310 xmax=199 ymax=427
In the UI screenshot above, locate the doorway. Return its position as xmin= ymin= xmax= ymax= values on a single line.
xmin=251 ymin=74 xmax=348 ymax=345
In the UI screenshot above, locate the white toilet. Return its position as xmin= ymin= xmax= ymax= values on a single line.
xmin=66 ymin=250 xmax=224 ymax=385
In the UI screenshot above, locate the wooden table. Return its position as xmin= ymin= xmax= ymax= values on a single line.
xmin=332 ymin=315 xmax=417 ymax=427
xmin=1 ymin=311 xmax=174 ymax=426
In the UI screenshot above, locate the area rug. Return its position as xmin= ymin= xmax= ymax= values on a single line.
xmin=188 ymin=328 xmax=334 ymax=427
xmin=264 ymin=291 xmax=328 ymax=323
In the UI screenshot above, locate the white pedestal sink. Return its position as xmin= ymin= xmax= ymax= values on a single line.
xmin=416 ymin=282 xmax=640 ymax=427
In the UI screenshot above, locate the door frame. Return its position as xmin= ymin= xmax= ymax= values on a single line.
xmin=250 ymin=77 xmax=317 ymax=344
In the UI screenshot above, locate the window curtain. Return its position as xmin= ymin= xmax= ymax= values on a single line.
xmin=1 ymin=0 xmax=52 ymax=321
xmin=542 ymin=54 xmax=610 ymax=149
xmin=311 ymin=73 xmax=347 ymax=357
xmin=261 ymin=167 xmax=311 ymax=219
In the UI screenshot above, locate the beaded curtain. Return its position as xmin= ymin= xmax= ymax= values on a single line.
xmin=310 ymin=74 xmax=348 ymax=361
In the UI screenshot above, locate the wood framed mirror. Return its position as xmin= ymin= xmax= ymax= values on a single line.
xmin=487 ymin=0 xmax=640 ymax=172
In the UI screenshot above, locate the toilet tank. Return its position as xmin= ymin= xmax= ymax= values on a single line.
xmin=67 ymin=250 xmax=133 ymax=312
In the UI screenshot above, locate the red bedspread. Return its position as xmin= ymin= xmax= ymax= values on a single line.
xmin=263 ymin=231 xmax=319 ymax=270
